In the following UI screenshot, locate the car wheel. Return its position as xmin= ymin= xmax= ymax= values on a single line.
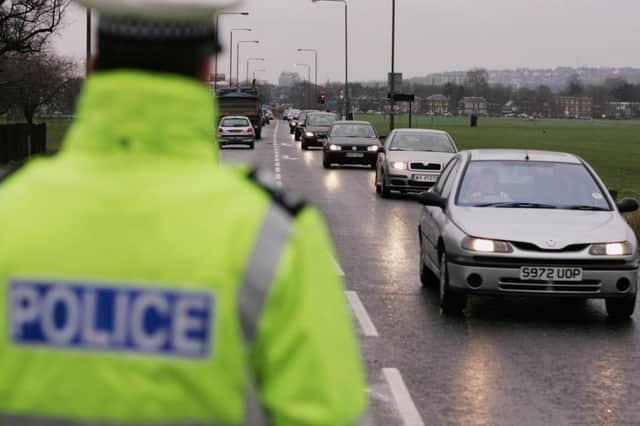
xmin=439 ymin=252 xmax=467 ymax=313
xmin=248 ymin=142 xmax=254 ymax=150
xmin=322 ymin=155 xmax=331 ymax=169
xmin=290 ymin=128 xmax=294 ymax=134
xmin=301 ymin=139 xmax=308 ymax=150
xmin=380 ymin=171 xmax=391 ymax=198
xmin=605 ymin=293 xmax=636 ymax=319
xmin=375 ymin=168 xmax=382 ymax=194
xmin=295 ymin=131 xmax=301 ymax=141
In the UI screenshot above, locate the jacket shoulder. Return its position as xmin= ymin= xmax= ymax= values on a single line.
xmin=0 ymin=161 xmax=26 ymax=185
xmin=246 ymin=167 xmax=307 ymax=217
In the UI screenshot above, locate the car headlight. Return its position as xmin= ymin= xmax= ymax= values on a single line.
xmin=305 ymin=132 xmax=315 ymax=138
xmin=390 ymin=161 xmax=407 ymax=170
xmin=329 ymin=144 xmax=342 ymax=151
xmin=462 ymin=237 xmax=513 ymax=253
xmin=367 ymin=145 xmax=379 ymax=152
xmin=589 ymin=242 xmax=633 ymax=256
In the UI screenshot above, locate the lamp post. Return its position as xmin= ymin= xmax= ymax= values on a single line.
xmin=229 ymin=28 xmax=251 ymax=86
xmin=312 ymin=0 xmax=349 ymax=119
xmin=246 ymin=57 xmax=265 ymax=85
xmin=390 ymin=0 xmax=396 ymax=131
xmin=237 ymin=40 xmax=259 ymax=87
xmin=296 ymin=63 xmax=311 ymax=108
xmin=214 ymin=12 xmax=249 ymax=90
xmin=297 ymin=48 xmax=318 ymax=103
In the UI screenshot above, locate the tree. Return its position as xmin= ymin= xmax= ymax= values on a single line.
xmin=0 ymin=0 xmax=68 ymax=58
xmin=0 ymin=50 xmax=75 ymax=124
xmin=565 ymin=73 xmax=584 ymax=96
xmin=464 ymin=68 xmax=489 ymax=97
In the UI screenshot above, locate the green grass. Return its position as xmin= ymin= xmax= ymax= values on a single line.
xmin=359 ymin=115 xmax=640 ymax=199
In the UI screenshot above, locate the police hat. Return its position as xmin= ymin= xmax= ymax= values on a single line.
xmin=74 ymin=0 xmax=239 ymax=42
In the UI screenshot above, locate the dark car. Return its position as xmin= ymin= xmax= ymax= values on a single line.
xmin=322 ymin=121 xmax=381 ymax=169
xmin=300 ymin=112 xmax=338 ymax=150
xmin=294 ymin=110 xmax=318 ymax=141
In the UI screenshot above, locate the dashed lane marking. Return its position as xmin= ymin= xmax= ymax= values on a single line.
xmin=346 ymin=291 xmax=379 ymax=337
xmin=382 ymin=368 xmax=424 ymax=426
xmin=272 ymin=120 xmax=282 ymax=187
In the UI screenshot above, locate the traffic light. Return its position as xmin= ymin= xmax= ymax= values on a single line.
xmin=318 ymin=93 xmax=327 ymax=104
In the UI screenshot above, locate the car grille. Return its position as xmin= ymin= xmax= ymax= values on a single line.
xmin=343 ymin=145 xmax=369 ymax=152
xmin=410 ymin=163 xmax=441 ymax=171
xmin=471 ymin=256 xmax=628 ymax=269
xmin=510 ymin=242 xmax=590 ymax=252
xmin=499 ymin=278 xmax=601 ymax=293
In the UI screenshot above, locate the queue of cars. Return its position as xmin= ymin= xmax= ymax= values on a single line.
xmin=285 ymin=111 xmax=640 ymax=319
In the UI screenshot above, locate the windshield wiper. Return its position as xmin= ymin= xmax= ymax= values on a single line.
xmin=562 ymin=205 xmax=610 ymax=211
xmin=474 ymin=202 xmax=558 ymax=209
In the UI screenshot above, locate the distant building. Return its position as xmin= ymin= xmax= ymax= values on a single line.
xmin=459 ymin=97 xmax=488 ymax=116
xmin=556 ymin=96 xmax=592 ymax=119
xmin=278 ymin=72 xmax=301 ymax=88
xmin=502 ymin=100 xmax=518 ymax=116
xmin=607 ymin=101 xmax=640 ymax=119
xmin=425 ymin=95 xmax=449 ymax=115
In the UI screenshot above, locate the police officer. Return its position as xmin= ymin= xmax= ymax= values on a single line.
xmin=0 ymin=1 xmax=368 ymax=424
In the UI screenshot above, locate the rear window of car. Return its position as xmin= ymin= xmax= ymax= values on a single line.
xmin=221 ymin=118 xmax=250 ymax=127
xmin=308 ymin=114 xmax=337 ymax=126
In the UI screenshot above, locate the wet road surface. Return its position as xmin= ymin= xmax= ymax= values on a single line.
xmin=221 ymin=121 xmax=640 ymax=426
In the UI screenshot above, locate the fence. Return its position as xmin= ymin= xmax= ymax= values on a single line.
xmin=0 ymin=124 xmax=47 ymax=163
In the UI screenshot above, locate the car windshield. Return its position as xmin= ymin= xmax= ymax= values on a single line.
xmin=390 ymin=133 xmax=455 ymax=153
xmin=308 ymin=115 xmax=337 ymax=126
xmin=221 ymin=118 xmax=250 ymax=128
xmin=456 ymin=160 xmax=611 ymax=210
xmin=331 ymin=124 xmax=376 ymax=138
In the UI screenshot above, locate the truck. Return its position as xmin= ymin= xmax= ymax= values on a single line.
xmin=216 ymin=87 xmax=263 ymax=140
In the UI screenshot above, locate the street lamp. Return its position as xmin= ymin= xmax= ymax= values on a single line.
xmin=214 ymin=12 xmax=249 ymax=90
xmin=237 ymin=40 xmax=259 ymax=87
xmin=312 ymin=0 xmax=349 ymax=119
xmin=390 ymin=0 xmax=396 ymax=131
xmin=297 ymin=48 xmax=318 ymax=104
xmin=246 ymin=57 xmax=265 ymax=85
xmin=229 ymin=28 xmax=251 ymax=86
xmin=296 ymin=63 xmax=311 ymax=108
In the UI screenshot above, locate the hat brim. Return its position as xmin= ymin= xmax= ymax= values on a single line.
xmin=74 ymin=0 xmax=240 ymax=20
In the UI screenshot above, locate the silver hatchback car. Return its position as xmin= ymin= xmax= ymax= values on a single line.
xmin=418 ymin=149 xmax=639 ymax=318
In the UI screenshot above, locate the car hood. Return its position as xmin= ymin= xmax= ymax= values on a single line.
xmin=330 ymin=136 xmax=379 ymax=146
xmin=450 ymin=207 xmax=633 ymax=248
xmin=387 ymin=151 xmax=455 ymax=165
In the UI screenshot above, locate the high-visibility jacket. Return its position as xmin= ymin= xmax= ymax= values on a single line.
xmin=0 ymin=71 xmax=368 ymax=425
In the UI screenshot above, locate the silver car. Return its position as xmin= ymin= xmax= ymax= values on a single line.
xmin=218 ymin=116 xmax=255 ymax=149
xmin=375 ymin=129 xmax=457 ymax=197
xmin=418 ymin=149 xmax=639 ymax=318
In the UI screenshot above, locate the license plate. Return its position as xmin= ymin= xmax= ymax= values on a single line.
xmin=346 ymin=153 xmax=364 ymax=158
xmin=229 ymin=130 xmax=242 ymax=133
xmin=520 ymin=267 xmax=583 ymax=281
xmin=412 ymin=174 xmax=438 ymax=182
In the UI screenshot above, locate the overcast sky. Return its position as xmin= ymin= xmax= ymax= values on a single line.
xmin=53 ymin=0 xmax=640 ymax=83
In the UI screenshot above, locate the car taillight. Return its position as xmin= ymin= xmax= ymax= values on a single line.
xmin=247 ymin=127 xmax=254 ymax=134
xmin=218 ymin=128 xmax=224 ymax=133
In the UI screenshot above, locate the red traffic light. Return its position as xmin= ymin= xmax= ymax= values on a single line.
xmin=318 ymin=93 xmax=327 ymax=104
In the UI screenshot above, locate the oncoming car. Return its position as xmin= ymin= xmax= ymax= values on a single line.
xmin=418 ymin=149 xmax=639 ymax=318
xmin=322 ymin=121 xmax=381 ymax=169
xmin=217 ymin=116 xmax=255 ymax=149
xmin=376 ymin=129 xmax=457 ymax=197
xmin=300 ymin=112 xmax=337 ymax=150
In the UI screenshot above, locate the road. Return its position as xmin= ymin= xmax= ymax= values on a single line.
xmin=222 ymin=121 xmax=640 ymax=426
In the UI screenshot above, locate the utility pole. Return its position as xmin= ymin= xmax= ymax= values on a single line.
xmin=390 ymin=0 xmax=396 ymax=132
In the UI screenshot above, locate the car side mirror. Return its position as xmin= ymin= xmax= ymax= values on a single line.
xmin=617 ymin=197 xmax=639 ymax=213
xmin=609 ymin=189 xmax=618 ymax=200
xmin=418 ymin=191 xmax=447 ymax=209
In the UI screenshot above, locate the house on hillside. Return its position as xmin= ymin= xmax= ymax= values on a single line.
xmin=556 ymin=96 xmax=592 ymax=119
xmin=425 ymin=95 xmax=449 ymax=115
xmin=458 ymin=97 xmax=488 ymax=116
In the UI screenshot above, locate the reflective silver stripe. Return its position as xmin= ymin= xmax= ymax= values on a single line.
xmin=238 ymin=204 xmax=293 ymax=345
xmin=0 ymin=415 xmax=222 ymax=426
xmin=239 ymin=203 xmax=294 ymax=426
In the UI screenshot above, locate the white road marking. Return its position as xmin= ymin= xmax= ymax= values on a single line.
xmin=382 ymin=368 xmax=424 ymax=426
xmin=272 ymin=121 xmax=282 ymax=187
xmin=346 ymin=291 xmax=379 ymax=337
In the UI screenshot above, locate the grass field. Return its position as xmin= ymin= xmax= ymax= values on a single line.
xmin=358 ymin=115 xmax=640 ymax=199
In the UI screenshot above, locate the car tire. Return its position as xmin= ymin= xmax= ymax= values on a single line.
xmin=256 ymin=129 xmax=262 ymax=140
xmin=295 ymin=131 xmax=301 ymax=141
xmin=290 ymin=128 xmax=294 ymax=135
xmin=248 ymin=142 xmax=254 ymax=150
xmin=301 ymin=139 xmax=308 ymax=150
xmin=322 ymin=155 xmax=331 ymax=169
xmin=380 ymin=171 xmax=391 ymax=198
xmin=375 ymin=168 xmax=382 ymax=194
xmin=439 ymin=253 xmax=467 ymax=313
xmin=419 ymin=232 xmax=435 ymax=287
xmin=605 ymin=294 xmax=636 ymax=319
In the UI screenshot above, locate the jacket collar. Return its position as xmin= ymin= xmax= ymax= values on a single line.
xmin=63 ymin=71 xmax=217 ymax=163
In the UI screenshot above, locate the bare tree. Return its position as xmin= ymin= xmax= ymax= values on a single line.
xmin=0 ymin=0 xmax=69 ymax=58
xmin=464 ymin=68 xmax=489 ymax=97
